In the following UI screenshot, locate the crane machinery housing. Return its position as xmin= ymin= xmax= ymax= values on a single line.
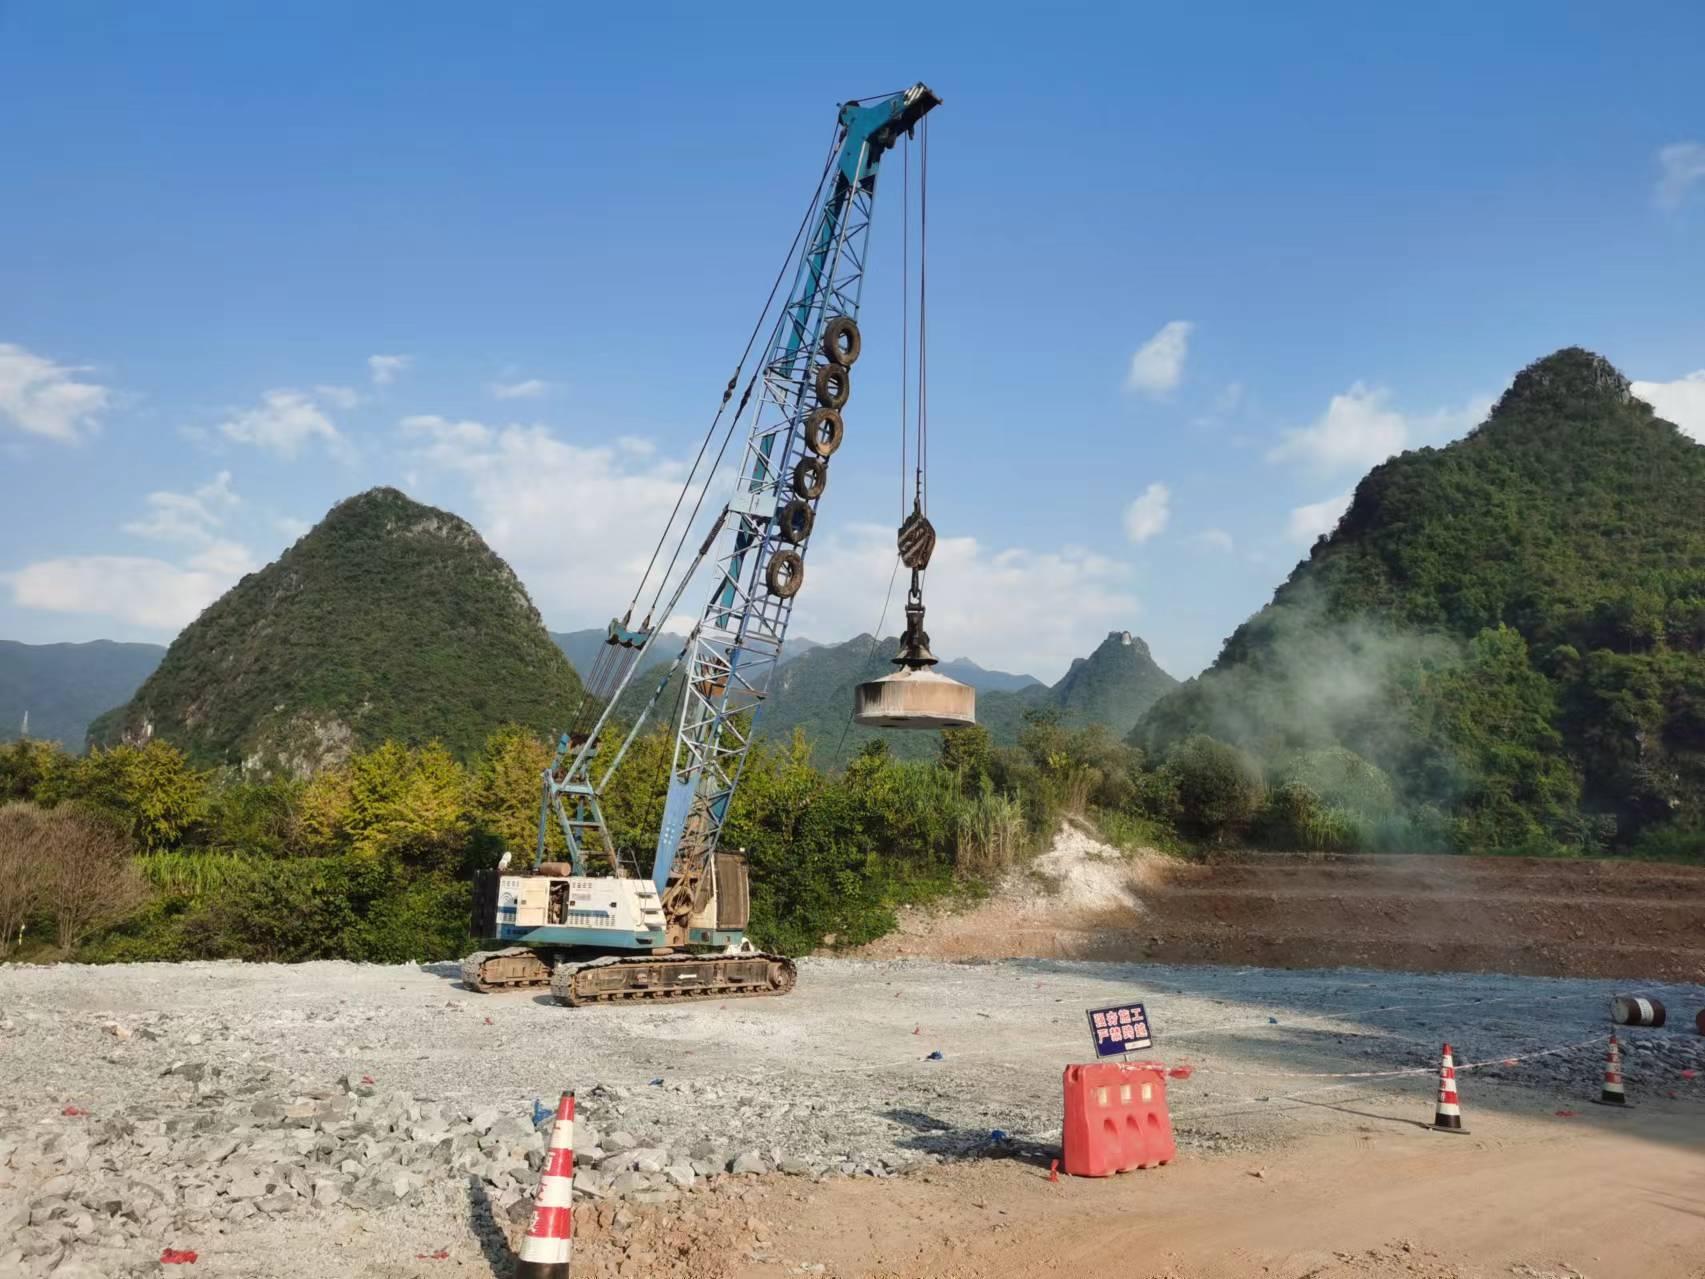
xmin=463 ymin=83 xmax=971 ymax=1006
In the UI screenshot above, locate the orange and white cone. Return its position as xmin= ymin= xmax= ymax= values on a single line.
xmin=1430 ymin=1042 xmax=1468 ymax=1133
xmin=1593 ymin=1033 xmax=1629 ymax=1107
xmin=515 ymin=1091 xmax=574 ymax=1278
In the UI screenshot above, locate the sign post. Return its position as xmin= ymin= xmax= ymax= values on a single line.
xmin=1085 ymin=1001 xmax=1153 ymax=1058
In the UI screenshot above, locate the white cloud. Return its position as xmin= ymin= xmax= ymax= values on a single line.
xmin=187 ymin=539 xmax=258 ymax=577
xmin=0 ymin=342 xmax=111 ymax=443
xmin=401 ymin=412 xmax=1134 ymax=681
xmin=5 ymin=551 xmax=253 ymax=630
xmin=1122 ymin=482 xmax=1172 ymax=544
xmin=11 ymin=469 xmax=259 ymax=629
xmin=219 ymin=389 xmax=345 ymax=459
xmin=1655 ymin=142 xmax=1705 ymax=211
xmin=314 ymin=384 xmax=363 ymax=409
xmin=1125 ymin=321 xmax=1193 ymax=396
xmin=1269 ymin=384 xmax=1405 ymax=471
xmin=1632 ymin=370 xmax=1705 ymax=442
xmin=122 ymin=471 xmax=241 ymax=544
xmin=1269 ymin=383 xmax=1491 ymax=472
xmin=400 ymin=414 xmax=694 ymax=622
xmin=275 ymin=515 xmax=312 ymax=540
xmin=368 ymin=354 xmax=411 ymax=386
xmin=790 ymin=525 xmax=1139 ymax=682
xmin=491 ymin=378 xmax=550 ymax=400
xmin=1191 ymin=528 xmax=1235 ymax=553
xmin=1287 ymin=491 xmax=1355 ymax=544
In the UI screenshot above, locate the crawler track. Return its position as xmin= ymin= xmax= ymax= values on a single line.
xmin=461 ymin=947 xmax=797 ymax=1005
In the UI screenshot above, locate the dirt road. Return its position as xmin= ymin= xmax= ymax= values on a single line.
xmin=727 ymin=1101 xmax=1705 ymax=1279
xmin=861 ymin=831 xmax=1705 ymax=983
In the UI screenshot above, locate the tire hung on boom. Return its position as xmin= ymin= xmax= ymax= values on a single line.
xmin=766 ymin=550 xmax=804 ymax=598
xmin=776 ymin=499 xmax=815 ymax=544
xmin=821 ymin=316 xmax=861 ymax=367
xmin=804 ymin=408 xmax=843 ymax=458
xmin=792 ymin=456 xmax=828 ymax=499
xmin=814 ymin=363 xmax=850 ymax=409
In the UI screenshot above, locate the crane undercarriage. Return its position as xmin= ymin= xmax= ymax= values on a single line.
xmin=461 ymin=947 xmax=798 ymax=1005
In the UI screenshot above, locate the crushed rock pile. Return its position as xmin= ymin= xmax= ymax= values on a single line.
xmin=0 ymin=1017 xmax=952 ymax=1278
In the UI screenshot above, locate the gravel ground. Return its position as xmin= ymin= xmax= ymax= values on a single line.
xmin=2 ymin=956 xmax=1702 ymax=1277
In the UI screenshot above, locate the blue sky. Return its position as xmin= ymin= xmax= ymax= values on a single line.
xmin=3 ymin=2 xmax=1703 ymax=682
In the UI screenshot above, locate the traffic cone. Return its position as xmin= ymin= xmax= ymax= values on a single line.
xmin=514 ymin=1091 xmax=574 ymax=1278
xmin=1430 ymin=1043 xmax=1468 ymax=1133
xmin=1592 ymin=1033 xmax=1629 ymax=1107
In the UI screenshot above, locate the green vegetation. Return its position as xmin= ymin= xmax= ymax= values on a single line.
xmin=0 ymin=705 xmax=1184 ymax=964
xmin=89 ymin=487 xmax=584 ymax=773
xmin=1137 ymin=349 xmax=1705 ymax=856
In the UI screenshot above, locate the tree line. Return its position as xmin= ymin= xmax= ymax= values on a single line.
xmin=0 ymin=701 xmax=1688 ymax=966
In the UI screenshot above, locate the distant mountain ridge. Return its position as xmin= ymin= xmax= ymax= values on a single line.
xmin=90 ymin=487 xmax=584 ymax=775
xmin=716 ymin=628 xmax=1173 ymax=765
xmin=0 ymin=640 xmax=165 ymax=748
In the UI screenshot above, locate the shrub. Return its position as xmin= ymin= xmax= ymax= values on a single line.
xmin=1167 ymin=735 xmax=1264 ymax=841
xmin=1252 ymin=782 xmax=1355 ymax=851
xmin=33 ymin=805 xmax=148 ymax=949
xmin=0 ymin=802 xmax=49 ymax=955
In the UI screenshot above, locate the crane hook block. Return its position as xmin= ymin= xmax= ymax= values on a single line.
xmin=822 ymin=316 xmax=861 ymax=368
xmin=897 ymin=509 xmax=936 ymax=571
xmin=793 ymin=456 xmax=828 ymax=499
xmin=804 ymin=408 xmax=844 ymax=458
xmin=766 ymin=550 xmax=805 ymax=598
xmin=814 ymin=364 xmax=850 ymax=409
xmin=776 ymin=499 xmax=815 ymax=545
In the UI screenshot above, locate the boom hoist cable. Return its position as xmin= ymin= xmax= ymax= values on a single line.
xmin=853 ymin=116 xmax=975 ymax=731
xmin=536 ymin=84 xmax=953 ymax=893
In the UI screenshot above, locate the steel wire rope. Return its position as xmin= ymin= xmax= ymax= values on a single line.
xmin=900 ymin=136 xmax=909 ymax=523
xmin=916 ymin=115 xmax=928 ymax=516
xmin=628 ymin=117 xmax=842 ymax=626
xmin=828 ymin=555 xmax=904 ymax=770
xmin=562 ymin=121 xmax=841 ymax=740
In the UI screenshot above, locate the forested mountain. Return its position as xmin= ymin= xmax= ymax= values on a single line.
xmin=1137 ymin=348 xmax=1705 ymax=851
xmin=89 ymin=488 xmax=584 ymax=775
xmin=0 ymin=640 xmax=164 ymax=748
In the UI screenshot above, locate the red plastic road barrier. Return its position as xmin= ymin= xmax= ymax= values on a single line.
xmin=160 ymin=1249 xmax=198 ymax=1264
xmin=1061 ymin=1061 xmax=1176 ymax=1178
xmin=415 ymin=1249 xmax=449 ymax=1260
xmin=61 ymin=1106 xmax=88 ymax=1117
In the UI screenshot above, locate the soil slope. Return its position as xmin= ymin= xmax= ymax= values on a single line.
xmin=858 ymin=824 xmax=1705 ymax=983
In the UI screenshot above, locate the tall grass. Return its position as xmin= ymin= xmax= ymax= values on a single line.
xmin=137 ymin=850 xmax=259 ymax=899
xmin=955 ymin=784 xmax=1027 ymax=876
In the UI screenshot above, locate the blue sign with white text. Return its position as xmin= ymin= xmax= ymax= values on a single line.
xmin=1087 ymin=1001 xmax=1153 ymax=1057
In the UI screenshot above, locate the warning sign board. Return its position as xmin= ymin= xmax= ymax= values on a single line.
xmin=1086 ymin=1001 xmax=1153 ymax=1057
